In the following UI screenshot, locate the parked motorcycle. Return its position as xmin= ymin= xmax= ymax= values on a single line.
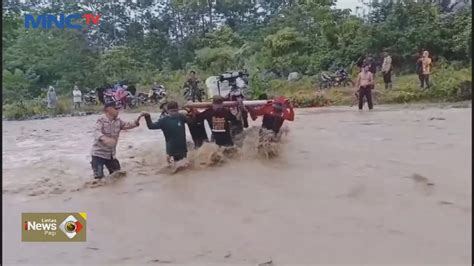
xmin=102 ymin=86 xmax=138 ymax=109
xmin=83 ymin=90 xmax=97 ymax=105
xmin=148 ymin=85 xmax=167 ymax=104
xmin=319 ymin=67 xmax=354 ymax=89
xmin=137 ymin=92 xmax=149 ymax=105
xmin=125 ymin=90 xmax=140 ymax=109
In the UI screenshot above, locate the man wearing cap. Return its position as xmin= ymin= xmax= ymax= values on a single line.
xmin=90 ymin=101 xmax=144 ymax=179
xmin=142 ymin=101 xmax=190 ymax=166
xmin=191 ymin=95 xmax=238 ymax=147
xmin=247 ymin=96 xmax=294 ymax=154
xmin=248 ymin=96 xmax=294 ymax=135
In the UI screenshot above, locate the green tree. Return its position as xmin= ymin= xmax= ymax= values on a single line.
xmin=261 ymin=27 xmax=310 ymax=76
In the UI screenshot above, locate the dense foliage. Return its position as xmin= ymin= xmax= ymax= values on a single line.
xmin=2 ymin=0 xmax=472 ymax=104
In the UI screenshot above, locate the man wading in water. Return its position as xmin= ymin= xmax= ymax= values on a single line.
xmin=142 ymin=101 xmax=190 ymax=168
xmin=191 ymin=95 xmax=238 ymax=147
xmin=184 ymin=101 xmax=209 ymax=149
xmin=355 ymin=64 xmax=375 ymax=110
xmin=247 ymin=96 xmax=294 ymax=153
xmin=90 ymin=101 xmax=144 ymax=180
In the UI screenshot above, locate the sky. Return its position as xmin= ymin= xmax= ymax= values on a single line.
xmin=335 ymin=0 xmax=365 ymax=12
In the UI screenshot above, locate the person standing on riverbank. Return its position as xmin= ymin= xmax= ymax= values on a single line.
xmin=47 ymin=86 xmax=58 ymax=116
xmin=362 ymin=56 xmax=377 ymax=104
xmin=355 ymin=64 xmax=374 ymax=110
xmin=420 ymin=50 xmax=432 ymax=89
xmin=382 ymin=50 xmax=393 ymax=89
xmin=90 ymin=101 xmax=144 ymax=180
xmin=73 ymin=85 xmax=82 ymax=110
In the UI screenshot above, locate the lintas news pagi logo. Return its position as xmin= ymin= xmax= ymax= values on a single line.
xmin=22 ymin=213 xmax=87 ymax=242
xmin=24 ymin=13 xmax=101 ymax=30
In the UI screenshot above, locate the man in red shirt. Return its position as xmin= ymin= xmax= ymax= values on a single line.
xmin=247 ymin=96 xmax=294 ymax=135
xmin=247 ymin=97 xmax=294 ymax=157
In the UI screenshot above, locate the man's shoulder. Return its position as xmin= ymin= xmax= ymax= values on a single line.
xmin=163 ymin=114 xmax=185 ymax=121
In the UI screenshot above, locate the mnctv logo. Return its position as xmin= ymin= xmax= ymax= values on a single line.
xmin=22 ymin=213 xmax=87 ymax=242
xmin=24 ymin=13 xmax=101 ymax=30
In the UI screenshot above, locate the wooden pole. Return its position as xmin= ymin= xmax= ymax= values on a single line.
xmin=184 ymin=100 xmax=271 ymax=109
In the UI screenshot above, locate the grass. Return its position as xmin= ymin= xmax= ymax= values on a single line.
xmin=3 ymin=65 xmax=471 ymax=120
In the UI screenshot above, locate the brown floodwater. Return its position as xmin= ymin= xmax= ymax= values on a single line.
xmin=2 ymin=104 xmax=472 ymax=265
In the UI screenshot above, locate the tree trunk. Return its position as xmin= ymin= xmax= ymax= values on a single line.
xmin=201 ymin=12 xmax=206 ymax=32
xmin=207 ymin=0 xmax=213 ymax=29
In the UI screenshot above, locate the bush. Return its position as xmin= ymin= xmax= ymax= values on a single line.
xmin=289 ymin=95 xmax=331 ymax=108
xmin=428 ymin=65 xmax=472 ymax=101
xmin=3 ymin=98 xmax=47 ymax=120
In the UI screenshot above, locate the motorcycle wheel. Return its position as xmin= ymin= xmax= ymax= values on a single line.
xmin=128 ymin=98 xmax=138 ymax=109
xmin=323 ymin=81 xmax=332 ymax=90
xmin=319 ymin=81 xmax=329 ymax=90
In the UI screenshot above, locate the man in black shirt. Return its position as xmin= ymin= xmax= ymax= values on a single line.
xmin=192 ymin=95 xmax=237 ymax=147
xmin=143 ymin=101 xmax=189 ymax=164
xmin=185 ymin=103 xmax=209 ymax=149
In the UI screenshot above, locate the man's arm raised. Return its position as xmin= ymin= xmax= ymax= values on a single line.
xmin=142 ymin=112 xmax=162 ymax=130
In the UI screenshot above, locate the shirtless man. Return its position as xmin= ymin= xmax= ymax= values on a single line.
xmin=355 ymin=64 xmax=375 ymax=110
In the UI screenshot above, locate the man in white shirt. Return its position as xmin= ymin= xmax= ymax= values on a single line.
xmin=382 ymin=51 xmax=392 ymax=89
xmin=73 ymin=85 xmax=82 ymax=110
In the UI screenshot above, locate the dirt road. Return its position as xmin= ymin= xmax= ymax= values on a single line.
xmin=2 ymin=105 xmax=471 ymax=265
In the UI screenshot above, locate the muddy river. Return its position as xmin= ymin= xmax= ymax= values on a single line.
xmin=2 ymin=104 xmax=472 ymax=265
